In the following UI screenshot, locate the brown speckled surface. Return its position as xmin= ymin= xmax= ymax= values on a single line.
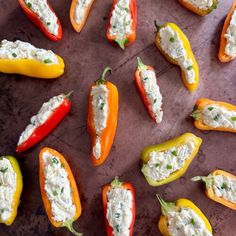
xmin=0 ymin=0 xmax=236 ymax=235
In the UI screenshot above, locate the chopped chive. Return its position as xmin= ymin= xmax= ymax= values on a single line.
xmin=0 ymin=167 xmax=8 ymax=173
xmin=190 ymin=218 xmax=196 ymax=225
xmin=214 ymin=114 xmax=220 ymax=121
xmin=52 ymin=158 xmax=59 ymax=164
xmin=166 ymin=164 xmax=172 ymax=169
xmin=125 ymin=7 xmax=129 ymax=12
xmin=53 ymin=191 xmax=58 ymax=196
xmin=208 ymin=107 xmax=214 ymax=111
xmin=0 ymin=182 xmax=2 ymax=186
xmin=61 ymin=187 xmax=64 ymax=194
xmin=154 ymin=98 xmax=157 ymax=103
xmin=155 ymin=163 xmax=160 ymax=168
xmin=171 ymin=150 xmax=177 ymax=156
xmin=187 ymin=65 xmax=193 ymax=70
xmin=100 ymin=102 xmax=105 ymax=110
xmin=221 ymin=182 xmax=228 ymax=189
xmin=44 ymin=58 xmax=52 ymax=64
xmin=143 ymin=77 xmax=148 ymax=80
xmin=169 ymin=37 xmax=175 ymax=42
xmin=47 ymin=22 xmax=51 ymax=26
xmin=27 ymin=2 xmax=32 ymax=8
xmin=12 ymin=52 xmax=17 ymax=58
xmin=231 ymin=117 xmax=236 ymax=121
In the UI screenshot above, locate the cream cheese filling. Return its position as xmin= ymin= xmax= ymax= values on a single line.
xmin=74 ymin=0 xmax=92 ymax=25
xmin=183 ymin=0 xmax=213 ymax=10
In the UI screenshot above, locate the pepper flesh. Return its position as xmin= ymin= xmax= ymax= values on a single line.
xmin=106 ymin=0 xmax=137 ymax=49
xmin=154 ymin=22 xmax=199 ymax=92
xmin=157 ymin=195 xmax=213 ymax=236
xmin=39 ymin=147 xmax=82 ymax=235
xmin=18 ymin=0 xmax=63 ymax=41
xmin=218 ymin=0 xmax=236 ymax=62
xmin=16 ymin=93 xmax=71 ymax=153
xmin=141 ymin=133 xmax=202 ymax=186
xmin=192 ymin=170 xmax=236 ymax=210
xmin=0 ymin=55 xmax=64 ymax=79
xmin=178 ymin=0 xmax=218 ymax=16
xmin=87 ymin=67 xmax=119 ymax=166
xmin=0 ymin=156 xmax=23 ymax=226
xmin=191 ymin=98 xmax=236 ymax=133
xmin=70 ymin=0 xmax=94 ymax=32
xmin=134 ymin=57 xmax=162 ymax=123
xmin=102 ymin=177 xmax=136 ymax=236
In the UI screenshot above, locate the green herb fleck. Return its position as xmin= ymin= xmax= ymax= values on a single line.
xmin=169 ymin=37 xmax=175 ymax=42
xmin=100 ymin=102 xmax=105 ymax=110
xmin=187 ymin=65 xmax=193 ymax=70
xmin=231 ymin=117 xmax=236 ymax=121
xmin=47 ymin=22 xmax=51 ymax=26
xmin=44 ymin=58 xmax=52 ymax=64
xmin=125 ymin=7 xmax=129 ymax=12
xmin=61 ymin=187 xmax=64 ymax=194
xmin=154 ymin=99 xmax=157 ymax=103
xmin=12 ymin=52 xmax=17 ymax=58
xmin=155 ymin=163 xmax=160 ymax=168
xmin=53 ymin=191 xmax=58 ymax=196
xmin=208 ymin=107 xmax=214 ymax=111
xmin=166 ymin=164 xmax=172 ymax=170
xmin=61 ymin=163 xmax=65 ymax=168
xmin=52 ymin=158 xmax=59 ymax=164
xmin=171 ymin=150 xmax=177 ymax=156
xmin=27 ymin=2 xmax=32 ymax=8
xmin=190 ymin=218 xmax=196 ymax=225
xmin=115 ymin=212 xmax=120 ymax=218
xmin=143 ymin=77 xmax=148 ymax=81
xmin=221 ymin=182 xmax=228 ymax=190
xmin=214 ymin=114 xmax=220 ymax=121
xmin=0 ymin=167 xmax=8 ymax=173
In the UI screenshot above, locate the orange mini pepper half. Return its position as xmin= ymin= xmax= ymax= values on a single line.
xmin=191 ymin=98 xmax=236 ymax=133
xmin=218 ymin=0 xmax=236 ymax=62
xmin=192 ymin=170 xmax=236 ymax=210
xmin=70 ymin=0 xmax=94 ymax=32
xmin=106 ymin=0 xmax=137 ymax=49
xmin=87 ymin=67 xmax=119 ymax=166
xmin=39 ymin=147 xmax=82 ymax=235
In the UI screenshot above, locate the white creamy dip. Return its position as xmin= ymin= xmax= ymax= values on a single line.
xmin=159 ymin=26 xmax=195 ymax=84
xmin=109 ymin=0 xmax=133 ymax=39
xmin=224 ymin=8 xmax=236 ymax=57
xmin=91 ymin=85 xmax=109 ymax=159
xmin=142 ymin=141 xmax=195 ymax=181
xmin=42 ymin=150 xmax=76 ymax=222
xmin=183 ymin=0 xmax=213 ymax=10
xmin=17 ymin=94 xmax=65 ymax=146
xmin=107 ymin=187 xmax=133 ymax=236
xmin=167 ymin=207 xmax=212 ymax=236
xmin=140 ymin=69 xmax=163 ymax=123
xmin=213 ymin=174 xmax=236 ymax=204
xmin=24 ymin=0 xmax=59 ymax=36
xmin=0 ymin=40 xmax=58 ymax=64
xmin=201 ymin=104 xmax=236 ymax=129
xmin=0 ymin=157 xmax=17 ymax=222
xmin=74 ymin=0 xmax=92 ymax=24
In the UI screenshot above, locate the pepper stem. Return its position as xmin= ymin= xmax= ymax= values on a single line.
xmin=154 ymin=20 xmax=161 ymax=32
xmin=190 ymin=105 xmax=201 ymax=120
xmin=96 ymin=67 xmax=112 ymax=85
xmin=115 ymin=38 xmax=128 ymax=50
xmin=137 ymin=57 xmax=147 ymax=71
xmin=111 ymin=176 xmax=123 ymax=188
xmin=63 ymin=220 xmax=83 ymax=236
xmin=191 ymin=175 xmax=213 ymax=189
xmin=65 ymin=91 xmax=74 ymax=99
xmin=156 ymin=194 xmax=176 ymax=216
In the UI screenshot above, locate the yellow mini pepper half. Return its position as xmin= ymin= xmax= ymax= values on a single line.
xmin=0 ymin=55 xmax=65 ymax=79
xmin=0 ymin=156 xmax=23 ymax=226
xmin=154 ymin=22 xmax=199 ymax=92
xmin=157 ymin=194 xmax=213 ymax=236
xmin=141 ymin=133 xmax=202 ymax=187
xmin=192 ymin=170 xmax=236 ymax=210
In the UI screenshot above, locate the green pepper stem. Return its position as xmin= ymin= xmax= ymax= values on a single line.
xmin=96 ymin=67 xmax=112 ymax=85
xmin=190 ymin=110 xmax=201 ymax=120
xmin=63 ymin=220 xmax=83 ymax=236
xmin=154 ymin=20 xmax=161 ymax=32
xmin=111 ymin=176 xmax=123 ymax=187
xmin=115 ymin=38 xmax=128 ymax=50
xmin=191 ymin=175 xmax=213 ymax=189
xmin=156 ymin=194 xmax=176 ymax=216
xmin=65 ymin=91 xmax=74 ymax=99
xmin=137 ymin=57 xmax=147 ymax=71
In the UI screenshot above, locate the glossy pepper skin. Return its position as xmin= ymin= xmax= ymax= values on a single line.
xmin=0 ymin=54 xmax=64 ymax=79
xmin=18 ymin=0 xmax=62 ymax=41
xmin=154 ymin=22 xmax=199 ymax=92
xmin=70 ymin=0 xmax=94 ymax=32
xmin=134 ymin=57 xmax=162 ymax=123
xmin=141 ymin=133 xmax=202 ymax=187
xmin=0 ymin=156 xmax=23 ymax=226
xmin=191 ymin=98 xmax=236 ymax=133
xmin=39 ymin=147 xmax=82 ymax=235
xmin=106 ymin=0 xmax=137 ymax=49
xmin=178 ymin=0 xmax=218 ymax=16
xmin=218 ymin=0 xmax=236 ymax=62
xmin=156 ymin=194 xmax=213 ymax=236
xmin=192 ymin=170 xmax=236 ymax=210
xmin=16 ymin=93 xmax=71 ymax=153
xmin=102 ymin=177 xmax=136 ymax=236
xmin=87 ymin=67 xmax=119 ymax=166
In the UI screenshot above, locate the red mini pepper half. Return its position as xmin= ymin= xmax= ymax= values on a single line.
xmin=102 ymin=177 xmax=136 ymax=236
xmin=18 ymin=0 xmax=62 ymax=41
xmin=16 ymin=92 xmax=72 ymax=152
xmin=106 ymin=0 xmax=137 ymax=49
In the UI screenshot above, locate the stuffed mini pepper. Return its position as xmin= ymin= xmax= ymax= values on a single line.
xmin=16 ymin=93 xmax=71 ymax=152
xmin=18 ymin=0 xmax=62 ymax=41
xmin=87 ymin=67 xmax=118 ymax=166
xmin=0 ymin=156 xmax=23 ymax=226
xmin=39 ymin=147 xmax=82 ymax=235
xmin=70 ymin=0 xmax=94 ymax=32
xmin=102 ymin=177 xmax=136 ymax=236
xmin=141 ymin=133 xmax=202 ymax=187
xmin=155 ymin=22 xmax=199 ymax=92
xmin=191 ymin=98 xmax=236 ymax=133
xmin=157 ymin=194 xmax=213 ymax=236
xmin=0 ymin=40 xmax=64 ymax=79
xmin=106 ymin=0 xmax=137 ymax=49
xmin=192 ymin=170 xmax=236 ymax=210
xmin=134 ymin=57 xmax=163 ymax=123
